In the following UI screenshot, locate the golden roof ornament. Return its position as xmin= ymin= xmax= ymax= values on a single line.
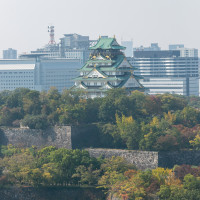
xmin=130 ymin=70 xmax=134 ymax=77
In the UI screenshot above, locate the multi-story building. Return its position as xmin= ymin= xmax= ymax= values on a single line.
xmin=0 ymin=57 xmax=81 ymax=92
xmin=72 ymin=37 xmax=144 ymax=98
xmin=31 ymin=44 xmax=61 ymax=59
xmin=128 ymin=48 xmax=199 ymax=96
xmin=179 ymin=48 xmax=198 ymax=58
xmin=60 ymin=33 xmax=91 ymax=64
xmin=169 ymin=44 xmax=184 ymax=50
xmin=3 ymin=48 xmax=17 ymax=59
xmin=121 ymin=41 xmax=133 ymax=57
xmin=133 ymin=43 xmax=161 ymax=52
xmin=32 ymin=33 xmax=92 ymax=64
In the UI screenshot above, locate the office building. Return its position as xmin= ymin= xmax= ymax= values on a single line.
xmin=121 ymin=41 xmax=133 ymax=57
xmin=179 ymin=48 xmax=198 ymax=58
xmin=129 ymin=48 xmax=199 ymax=96
xmin=169 ymin=44 xmax=184 ymax=50
xmin=72 ymin=37 xmax=144 ymax=98
xmin=168 ymin=44 xmax=198 ymax=57
xmin=0 ymin=57 xmax=81 ymax=92
xmin=60 ymin=33 xmax=91 ymax=64
xmin=32 ymin=33 xmax=93 ymax=64
xmin=3 ymin=48 xmax=17 ymax=59
xmin=133 ymin=43 xmax=161 ymax=52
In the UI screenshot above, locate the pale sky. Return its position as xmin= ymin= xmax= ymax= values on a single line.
xmin=0 ymin=0 xmax=200 ymax=57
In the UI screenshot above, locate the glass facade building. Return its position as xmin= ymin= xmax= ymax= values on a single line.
xmin=128 ymin=49 xmax=199 ymax=96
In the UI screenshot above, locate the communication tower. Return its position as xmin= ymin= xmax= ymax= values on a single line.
xmin=48 ymin=26 xmax=56 ymax=45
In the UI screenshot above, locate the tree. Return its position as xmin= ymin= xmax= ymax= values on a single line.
xmin=73 ymin=164 xmax=100 ymax=185
xmin=23 ymin=90 xmax=42 ymax=115
xmin=190 ymin=134 xmax=200 ymax=150
xmin=22 ymin=115 xmax=49 ymax=129
xmin=175 ymin=107 xmax=200 ymax=127
xmin=116 ymin=114 xmax=141 ymax=149
xmin=0 ymin=107 xmax=23 ymax=126
xmin=159 ymin=94 xmax=187 ymax=112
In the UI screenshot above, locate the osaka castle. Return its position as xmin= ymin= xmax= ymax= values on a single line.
xmin=72 ymin=37 xmax=144 ymax=98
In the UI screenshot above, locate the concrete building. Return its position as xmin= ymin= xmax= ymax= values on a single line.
xmin=169 ymin=44 xmax=184 ymax=50
xmin=32 ymin=33 xmax=93 ymax=64
xmin=0 ymin=58 xmax=81 ymax=92
xmin=3 ymin=48 xmax=17 ymax=59
xmin=133 ymin=43 xmax=161 ymax=52
xmin=31 ymin=44 xmax=61 ymax=59
xmin=121 ymin=41 xmax=133 ymax=57
xmin=168 ymin=45 xmax=198 ymax=57
xmin=179 ymin=48 xmax=198 ymax=58
xmin=129 ymin=48 xmax=199 ymax=96
xmin=60 ymin=33 xmax=91 ymax=64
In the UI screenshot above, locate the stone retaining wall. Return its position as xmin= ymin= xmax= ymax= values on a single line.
xmin=0 ymin=126 xmax=71 ymax=149
xmin=87 ymin=148 xmax=200 ymax=170
xmin=87 ymin=148 xmax=158 ymax=170
xmin=1 ymin=127 xmax=200 ymax=170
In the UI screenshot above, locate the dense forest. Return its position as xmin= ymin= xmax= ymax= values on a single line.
xmin=0 ymin=146 xmax=200 ymax=200
xmin=0 ymin=87 xmax=200 ymax=151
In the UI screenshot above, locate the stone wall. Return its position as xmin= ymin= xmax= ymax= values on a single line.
xmin=87 ymin=148 xmax=159 ymax=170
xmin=1 ymin=126 xmax=200 ymax=170
xmin=87 ymin=148 xmax=200 ymax=170
xmin=0 ymin=126 xmax=71 ymax=149
xmin=0 ymin=187 xmax=105 ymax=200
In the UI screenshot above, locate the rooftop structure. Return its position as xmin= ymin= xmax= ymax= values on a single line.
xmin=133 ymin=43 xmax=161 ymax=52
xmin=31 ymin=26 xmax=60 ymax=59
xmin=3 ymin=48 xmax=17 ymax=59
xmin=31 ymin=31 xmax=93 ymax=63
xmin=72 ymin=37 xmax=144 ymax=98
xmin=169 ymin=44 xmax=184 ymax=50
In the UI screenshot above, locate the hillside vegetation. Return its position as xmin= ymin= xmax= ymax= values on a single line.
xmin=0 ymin=146 xmax=200 ymax=200
xmin=0 ymin=88 xmax=200 ymax=151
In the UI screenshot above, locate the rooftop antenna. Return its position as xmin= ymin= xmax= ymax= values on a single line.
xmin=48 ymin=25 xmax=56 ymax=45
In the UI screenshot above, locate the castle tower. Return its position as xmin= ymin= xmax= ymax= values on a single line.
xmin=72 ymin=37 xmax=144 ymax=98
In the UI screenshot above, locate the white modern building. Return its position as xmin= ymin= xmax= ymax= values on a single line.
xmin=128 ymin=49 xmax=199 ymax=96
xmin=179 ymin=48 xmax=198 ymax=58
xmin=0 ymin=58 xmax=81 ymax=92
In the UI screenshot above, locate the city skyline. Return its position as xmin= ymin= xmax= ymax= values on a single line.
xmin=0 ymin=0 xmax=200 ymax=57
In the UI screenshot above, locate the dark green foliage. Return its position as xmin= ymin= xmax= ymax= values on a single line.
xmin=22 ymin=115 xmax=49 ymax=129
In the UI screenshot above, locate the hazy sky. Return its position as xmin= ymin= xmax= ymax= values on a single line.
xmin=0 ymin=0 xmax=200 ymax=56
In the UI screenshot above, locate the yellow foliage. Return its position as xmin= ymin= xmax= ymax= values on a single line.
xmin=152 ymin=168 xmax=172 ymax=184
xmin=43 ymin=172 xmax=52 ymax=180
xmin=150 ymin=117 xmax=159 ymax=127
xmin=189 ymin=134 xmax=200 ymax=149
xmin=164 ymin=111 xmax=176 ymax=124
xmin=114 ymin=172 xmax=146 ymax=200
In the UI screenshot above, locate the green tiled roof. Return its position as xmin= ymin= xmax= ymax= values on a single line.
xmin=90 ymin=37 xmax=126 ymax=50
